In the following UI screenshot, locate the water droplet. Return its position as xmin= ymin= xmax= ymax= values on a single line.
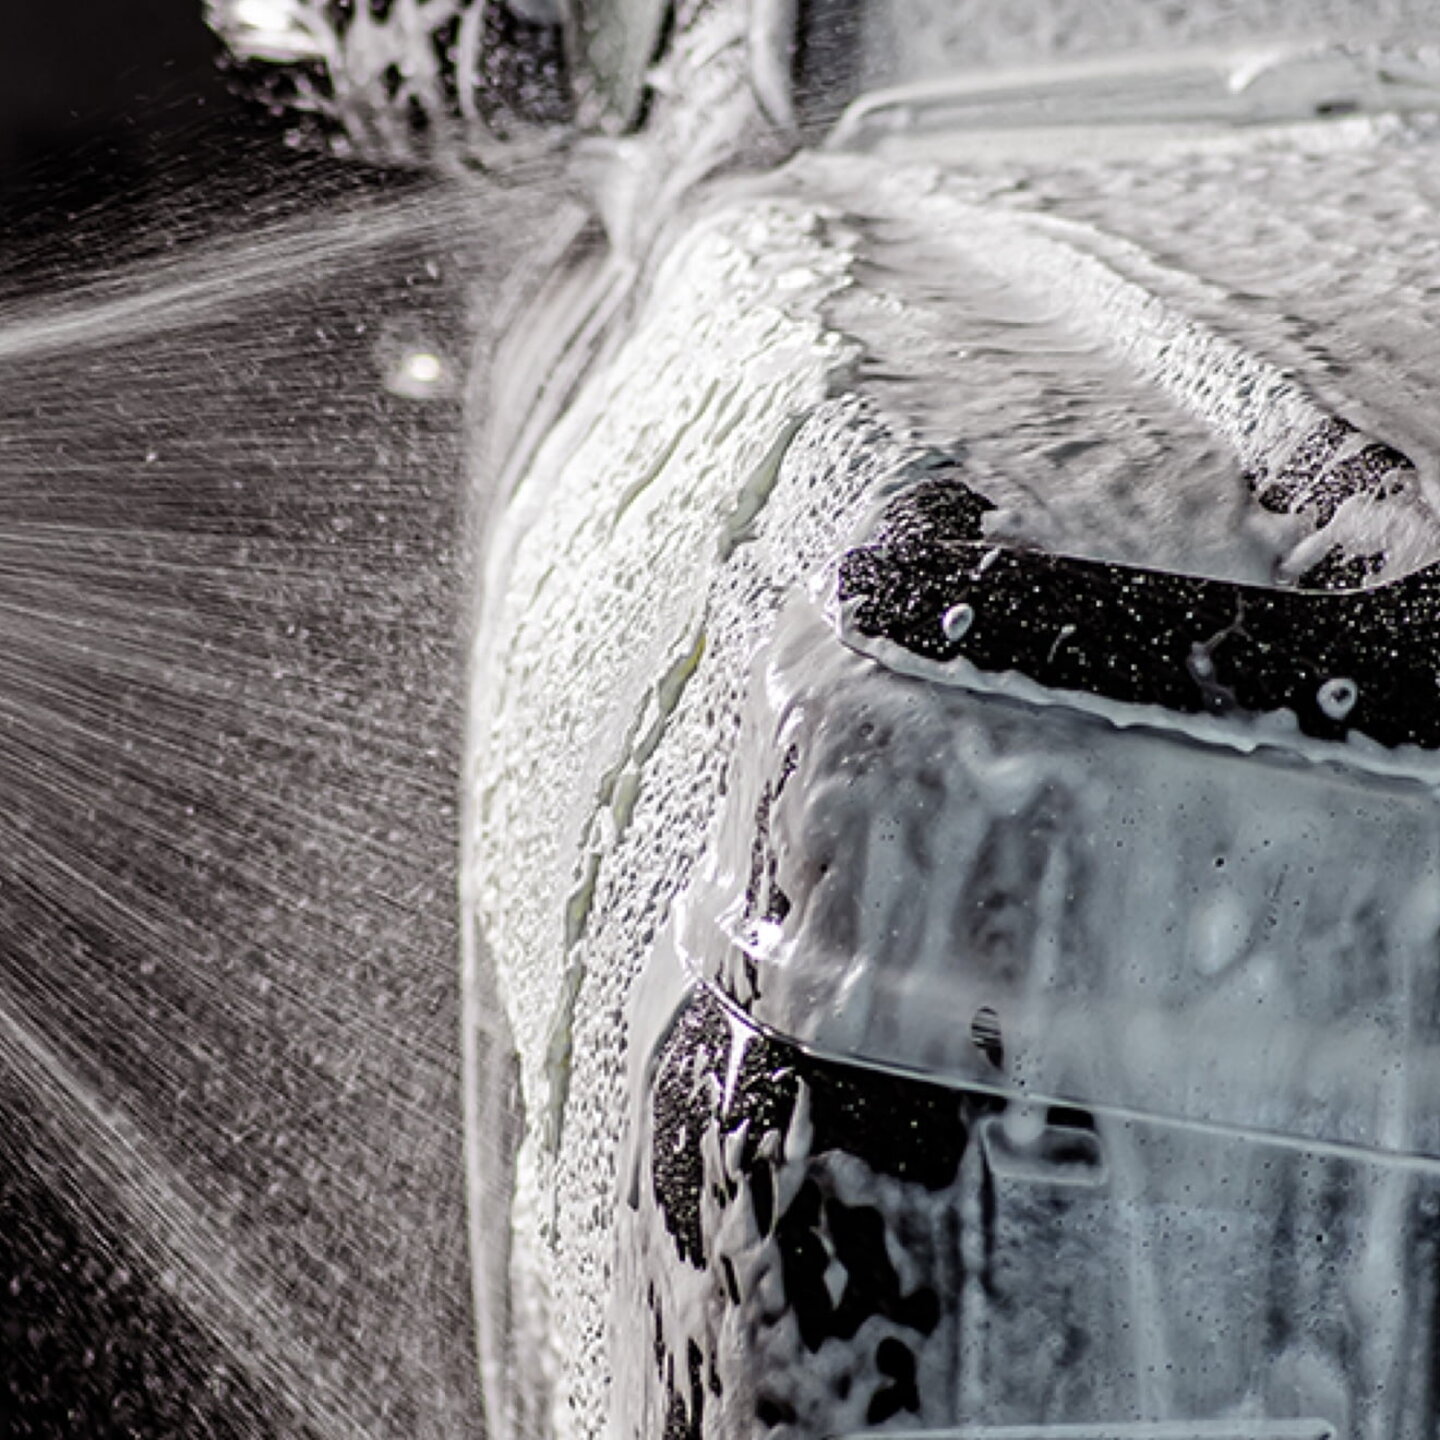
xmin=942 ymin=602 xmax=975 ymax=641
xmin=1317 ymin=676 xmax=1358 ymax=720
xmin=401 ymin=351 xmax=442 ymax=385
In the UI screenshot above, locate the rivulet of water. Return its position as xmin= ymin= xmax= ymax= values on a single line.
xmin=0 ymin=143 xmax=570 ymax=1438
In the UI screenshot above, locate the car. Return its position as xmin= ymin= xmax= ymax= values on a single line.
xmin=215 ymin=3 xmax=1440 ymax=1437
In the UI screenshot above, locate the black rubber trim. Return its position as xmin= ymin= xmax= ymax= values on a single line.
xmin=837 ymin=478 xmax=1440 ymax=751
xmin=646 ymin=984 xmax=986 ymax=1435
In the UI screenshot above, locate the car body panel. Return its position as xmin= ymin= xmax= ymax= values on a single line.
xmin=463 ymin=43 xmax=1440 ymax=1440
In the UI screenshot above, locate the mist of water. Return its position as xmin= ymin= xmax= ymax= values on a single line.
xmin=0 ymin=146 xmax=570 ymax=1438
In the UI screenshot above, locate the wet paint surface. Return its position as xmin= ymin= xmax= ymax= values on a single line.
xmin=463 ymin=20 xmax=1440 ymax=1440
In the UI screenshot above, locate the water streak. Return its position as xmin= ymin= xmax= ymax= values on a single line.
xmin=0 ymin=155 xmax=565 ymax=1436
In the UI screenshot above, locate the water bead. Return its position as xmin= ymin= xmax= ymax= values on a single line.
xmin=1317 ymin=676 xmax=1359 ymax=720
xmin=942 ymin=602 xmax=975 ymax=641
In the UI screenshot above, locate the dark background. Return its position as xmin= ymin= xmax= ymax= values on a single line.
xmin=0 ymin=5 xmax=283 ymax=1429
xmin=0 ymin=7 xmax=484 ymax=1437
xmin=0 ymin=2 xmax=245 ymax=229
xmin=0 ymin=0 xmax=359 ymax=297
